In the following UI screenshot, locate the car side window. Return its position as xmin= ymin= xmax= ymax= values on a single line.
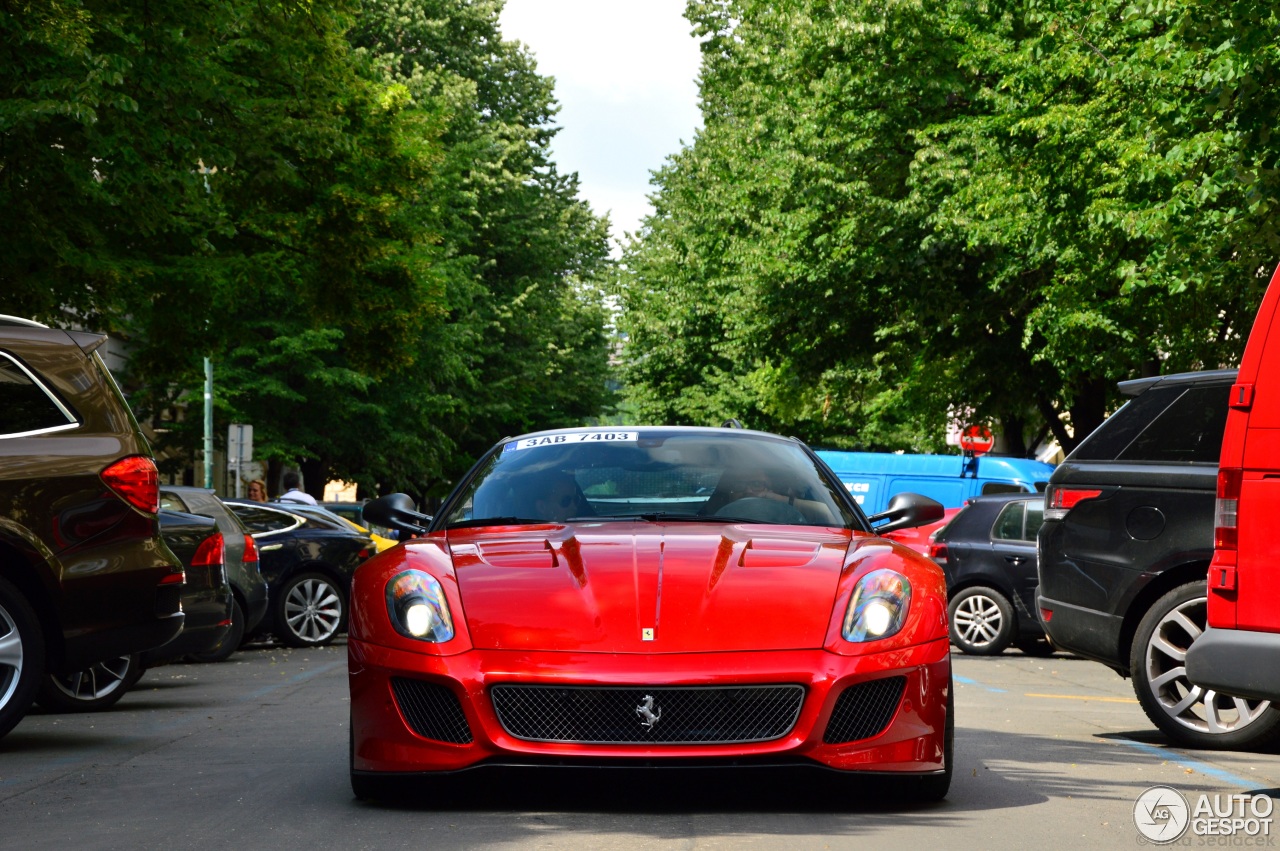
xmin=981 ymin=483 xmax=1026 ymax=496
xmin=1119 ymin=384 xmax=1230 ymax=463
xmin=230 ymin=504 xmax=302 ymax=535
xmin=0 ymin=353 xmax=78 ymax=437
xmin=992 ymin=502 xmax=1026 ymax=541
xmin=1024 ymin=500 xmax=1045 ymax=539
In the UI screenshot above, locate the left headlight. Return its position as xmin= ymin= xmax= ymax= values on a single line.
xmin=386 ymin=570 xmax=455 ymax=642
xmin=842 ymin=569 xmax=911 ymax=642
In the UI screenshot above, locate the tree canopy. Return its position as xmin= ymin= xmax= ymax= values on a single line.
xmin=619 ymin=0 xmax=1280 ymax=454
xmin=1 ymin=0 xmax=613 ymax=498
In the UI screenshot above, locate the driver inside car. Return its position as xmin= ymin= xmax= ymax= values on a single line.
xmin=533 ymin=472 xmax=588 ymax=521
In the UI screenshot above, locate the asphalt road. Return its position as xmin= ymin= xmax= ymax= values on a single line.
xmin=2 ymin=641 xmax=1278 ymax=850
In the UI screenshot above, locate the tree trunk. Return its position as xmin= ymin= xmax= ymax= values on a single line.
xmin=299 ymin=457 xmax=328 ymax=501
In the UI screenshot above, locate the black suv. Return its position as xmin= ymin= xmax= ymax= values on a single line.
xmin=1037 ymin=368 xmax=1280 ymax=749
xmin=0 ymin=318 xmax=184 ymax=738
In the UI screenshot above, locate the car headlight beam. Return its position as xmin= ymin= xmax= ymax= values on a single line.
xmin=843 ymin=569 xmax=911 ymax=642
xmin=386 ymin=570 xmax=455 ymax=643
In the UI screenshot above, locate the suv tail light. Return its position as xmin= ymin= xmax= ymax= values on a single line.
xmin=100 ymin=455 xmax=160 ymax=514
xmin=242 ymin=533 xmax=259 ymax=564
xmin=191 ymin=532 xmax=226 ymax=568
xmin=928 ymin=541 xmax=949 ymax=561
xmin=1044 ymin=486 xmax=1103 ymax=521
xmin=1214 ymin=467 xmax=1242 ymax=551
xmin=1208 ymin=467 xmax=1240 ymax=624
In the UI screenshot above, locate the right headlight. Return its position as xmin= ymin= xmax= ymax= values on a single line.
xmin=386 ymin=570 xmax=455 ymax=642
xmin=842 ymin=569 xmax=911 ymax=642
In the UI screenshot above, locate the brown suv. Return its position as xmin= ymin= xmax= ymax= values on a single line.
xmin=0 ymin=317 xmax=184 ymax=738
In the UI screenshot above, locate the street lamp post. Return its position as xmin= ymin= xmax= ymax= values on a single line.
xmin=204 ymin=357 xmax=213 ymax=489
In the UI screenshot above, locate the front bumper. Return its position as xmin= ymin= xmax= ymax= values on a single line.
xmin=1186 ymin=626 xmax=1280 ymax=702
xmin=350 ymin=638 xmax=950 ymax=777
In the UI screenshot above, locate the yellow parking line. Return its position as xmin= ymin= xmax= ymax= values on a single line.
xmin=1025 ymin=693 xmax=1139 ymax=704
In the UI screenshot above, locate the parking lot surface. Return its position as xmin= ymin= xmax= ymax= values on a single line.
xmin=2 ymin=642 xmax=1277 ymax=849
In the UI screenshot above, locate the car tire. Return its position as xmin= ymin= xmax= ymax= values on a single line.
xmin=0 ymin=576 xmax=45 ymax=739
xmin=1130 ymin=581 xmax=1280 ymax=750
xmin=350 ymin=720 xmax=409 ymax=802
xmin=187 ymin=598 xmax=246 ymax=663
xmin=899 ymin=671 xmax=954 ymax=802
xmin=276 ymin=572 xmax=345 ymax=648
xmin=36 ymin=653 xmax=144 ymax=713
xmin=948 ymin=586 xmax=1015 ymax=656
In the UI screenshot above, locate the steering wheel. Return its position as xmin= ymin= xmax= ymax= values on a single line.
xmin=714 ymin=497 xmax=808 ymax=525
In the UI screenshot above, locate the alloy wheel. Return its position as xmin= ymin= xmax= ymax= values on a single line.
xmin=283 ymin=576 xmax=343 ymax=645
xmin=1141 ymin=594 xmax=1271 ymax=736
xmin=948 ymin=586 xmax=1014 ymax=655
xmin=0 ymin=603 xmax=25 ymax=709
xmin=38 ymin=653 xmax=143 ymax=712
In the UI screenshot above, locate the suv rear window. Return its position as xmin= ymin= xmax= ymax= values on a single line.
xmin=0 ymin=353 xmax=78 ymax=437
xmin=1119 ymin=384 xmax=1230 ymax=463
xmin=1070 ymin=384 xmax=1230 ymax=463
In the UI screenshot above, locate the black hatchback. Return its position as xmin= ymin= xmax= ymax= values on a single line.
xmin=930 ymin=493 xmax=1052 ymax=656
xmin=224 ymin=501 xmax=374 ymax=647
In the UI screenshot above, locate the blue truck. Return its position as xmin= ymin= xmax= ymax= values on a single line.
xmin=814 ymin=451 xmax=1055 ymax=516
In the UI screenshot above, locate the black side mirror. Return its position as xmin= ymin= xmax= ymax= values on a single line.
xmin=867 ymin=492 xmax=945 ymax=534
xmin=363 ymin=493 xmax=433 ymax=536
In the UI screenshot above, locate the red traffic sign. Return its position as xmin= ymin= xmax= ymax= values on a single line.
xmin=959 ymin=424 xmax=995 ymax=455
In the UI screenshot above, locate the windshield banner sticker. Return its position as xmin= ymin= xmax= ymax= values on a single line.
xmin=510 ymin=432 xmax=638 ymax=451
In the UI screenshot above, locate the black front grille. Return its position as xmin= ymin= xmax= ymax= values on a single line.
xmin=823 ymin=676 xmax=906 ymax=744
xmin=391 ymin=678 xmax=473 ymax=744
xmin=490 ymin=684 xmax=805 ymax=744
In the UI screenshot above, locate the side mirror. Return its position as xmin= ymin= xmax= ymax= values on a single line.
xmin=867 ymin=492 xmax=945 ymax=534
xmin=363 ymin=493 xmax=433 ymax=536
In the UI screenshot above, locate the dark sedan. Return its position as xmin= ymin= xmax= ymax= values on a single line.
xmin=930 ymin=493 xmax=1053 ymax=656
xmin=36 ymin=509 xmax=234 ymax=711
xmin=224 ymin=501 xmax=374 ymax=647
xmin=160 ymin=486 xmax=269 ymax=661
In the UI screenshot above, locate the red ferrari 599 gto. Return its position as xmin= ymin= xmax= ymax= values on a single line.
xmin=349 ymin=426 xmax=952 ymax=801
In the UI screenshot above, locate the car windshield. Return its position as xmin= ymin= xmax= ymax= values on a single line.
xmin=442 ymin=429 xmax=858 ymax=529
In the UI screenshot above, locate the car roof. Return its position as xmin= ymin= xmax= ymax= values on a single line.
xmin=160 ymin=485 xmax=217 ymax=495
xmin=0 ymin=315 xmax=48 ymax=328
xmin=1117 ymin=368 xmax=1238 ymax=397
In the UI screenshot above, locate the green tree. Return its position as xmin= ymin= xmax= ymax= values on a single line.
xmin=621 ymin=0 xmax=1280 ymax=453
xmin=345 ymin=0 xmax=614 ymax=496
xmin=0 ymin=1 xmax=452 ymax=490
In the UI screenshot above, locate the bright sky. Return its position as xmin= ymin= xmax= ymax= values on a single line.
xmin=499 ymin=0 xmax=704 ymax=250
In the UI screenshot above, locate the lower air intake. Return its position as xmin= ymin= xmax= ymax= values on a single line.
xmin=391 ymin=678 xmax=473 ymax=744
xmin=823 ymin=676 xmax=906 ymax=744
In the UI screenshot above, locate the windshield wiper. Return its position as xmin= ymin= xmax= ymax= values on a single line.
xmin=446 ymin=516 xmax=546 ymax=529
xmin=586 ymin=512 xmax=743 ymax=523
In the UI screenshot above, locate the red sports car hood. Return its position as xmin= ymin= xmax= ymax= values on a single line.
xmin=446 ymin=521 xmax=854 ymax=653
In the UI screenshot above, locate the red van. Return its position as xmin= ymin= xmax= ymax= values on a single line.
xmin=1186 ymin=263 xmax=1280 ymax=701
